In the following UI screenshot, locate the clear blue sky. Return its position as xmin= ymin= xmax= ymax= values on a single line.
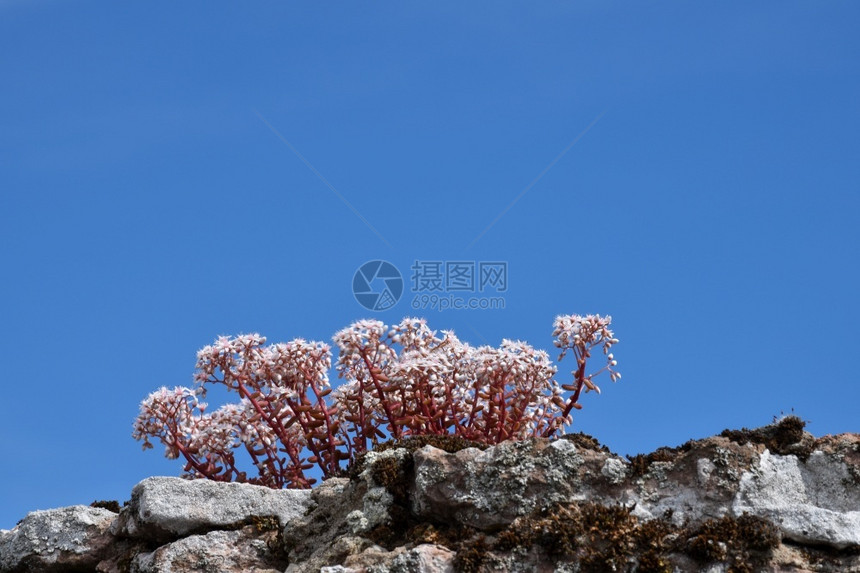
xmin=1 ymin=1 xmax=858 ymax=529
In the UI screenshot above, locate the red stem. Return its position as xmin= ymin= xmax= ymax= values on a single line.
xmin=361 ymin=351 xmax=402 ymax=439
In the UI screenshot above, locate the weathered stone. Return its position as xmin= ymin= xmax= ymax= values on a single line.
xmin=0 ymin=505 xmax=115 ymax=572
xmin=282 ymin=478 xmax=361 ymax=572
xmin=110 ymin=476 xmax=313 ymax=541
xmin=334 ymin=543 xmax=455 ymax=573
xmin=285 ymin=535 xmax=380 ymax=573
xmin=371 ymin=543 xmax=455 ymax=573
xmin=622 ymin=437 xmax=760 ymax=525
xmin=733 ymin=449 xmax=860 ymax=548
xmin=282 ymin=450 xmax=408 ymax=573
xmin=410 ymin=434 xmax=747 ymax=530
xmin=131 ymin=526 xmax=285 ymax=573
xmin=411 ymin=439 xmax=587 ymax=530
xmin=4 ymin=418 xmax=860 ymax=573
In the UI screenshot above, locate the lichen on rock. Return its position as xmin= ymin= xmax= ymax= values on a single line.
xmin=3 ymin=417 xmax=860 ymax=572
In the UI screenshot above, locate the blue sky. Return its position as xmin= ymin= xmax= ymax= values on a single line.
xmin=1 ymin=2 xmax=858 ymax=529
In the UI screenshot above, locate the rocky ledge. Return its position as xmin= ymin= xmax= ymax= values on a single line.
xmin=2 ymin=417 xmax=860 ymax=572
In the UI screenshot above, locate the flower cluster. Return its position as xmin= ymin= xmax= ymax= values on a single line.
xmin=552 ymin=314 xmax=620 ymax=418
xmin=133 ymin=315 xmax=620 ymax=489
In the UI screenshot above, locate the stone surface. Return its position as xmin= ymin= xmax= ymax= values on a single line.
xmin=131 ymin=527 xmax=286 ymax=573
xmin=373 ymin=543 xmax=456 ymax=573
xmin=281 ymin=450 xmax=400 ymax=573
xmin=0 ymin=505 xmax=116 ymax=572
xmin=410 ymin=431 xmax=760 ymax=530
xmin=412 ymin=438 xmax=586 ymax=530
xmin=3 ymin=418 xmax=860 ymax=572
xmin=733 ymin=449 xmax=860 ymax=548
xmin=345 ymin=543 xmax=455 ymax=573
xmin=111 ymin=476 xmax=313 ymax=541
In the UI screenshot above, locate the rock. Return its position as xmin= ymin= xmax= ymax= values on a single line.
xmin=733 ymin=449 xmax=860 ymax=548
xmin=622 ymin=436 xmax=761 ymax=525
xmin=339 ymin=543 xmax=455 ymax=573
xmin=3 ymin=418 xmax=860 ymax=572
xmin=411 ymin=438 xmax=587 ymax=530
xmin=370 ymin=543 xmax=456 ymax=573
xmin=409 ymin=432 xmax=754 ymax=530
xmin=131 ymin=527 xmax=286 ymax=573
xmin=111 ymin=476 xmax=313 ymax=541
xmin=281 ymin=449 xmax=407 ymax=573
xmin=285 ymin=535 xmax=380 ymax=573
xmin=0 ymin=505 xmax=115 ymax=572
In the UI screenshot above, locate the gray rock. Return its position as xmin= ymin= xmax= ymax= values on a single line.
xmin=411 ymin=439 xmax=587 ymax=530
xmin=282 ymin=450 xmax=404 ymax=573
xmin=733 ymin=449 xmax=860 ymax=548
xmin=4 ymin=419 xmax=860 ymax=573
xmin=620 ymin=438 xmax=761 ymax=526
xmin=370 ymin=543 xmax=455 ymax=573
xmin=131 ymin=527 xmax=285 ymax=573
xmin=286 ymin=535 xmax=380 ymax=573
xmin=333 ymin=543 xmax=455 ymax=573
xmin=600 ymin=457 xmax=628 ymax=484
xmin=111 ymin=476 xmax=313 ymax=541
xmin=345 ymin=448 xmax=403 ymax=534
xmin=0 ymin=505 xmax=115 ymax=572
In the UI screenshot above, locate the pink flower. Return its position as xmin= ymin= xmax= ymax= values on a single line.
xmin=134 ymin=314 xmax=620 ymax=488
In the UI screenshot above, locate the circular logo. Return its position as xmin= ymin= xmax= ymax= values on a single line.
xmin=352 ymin=260 xmax=403 ymax=311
